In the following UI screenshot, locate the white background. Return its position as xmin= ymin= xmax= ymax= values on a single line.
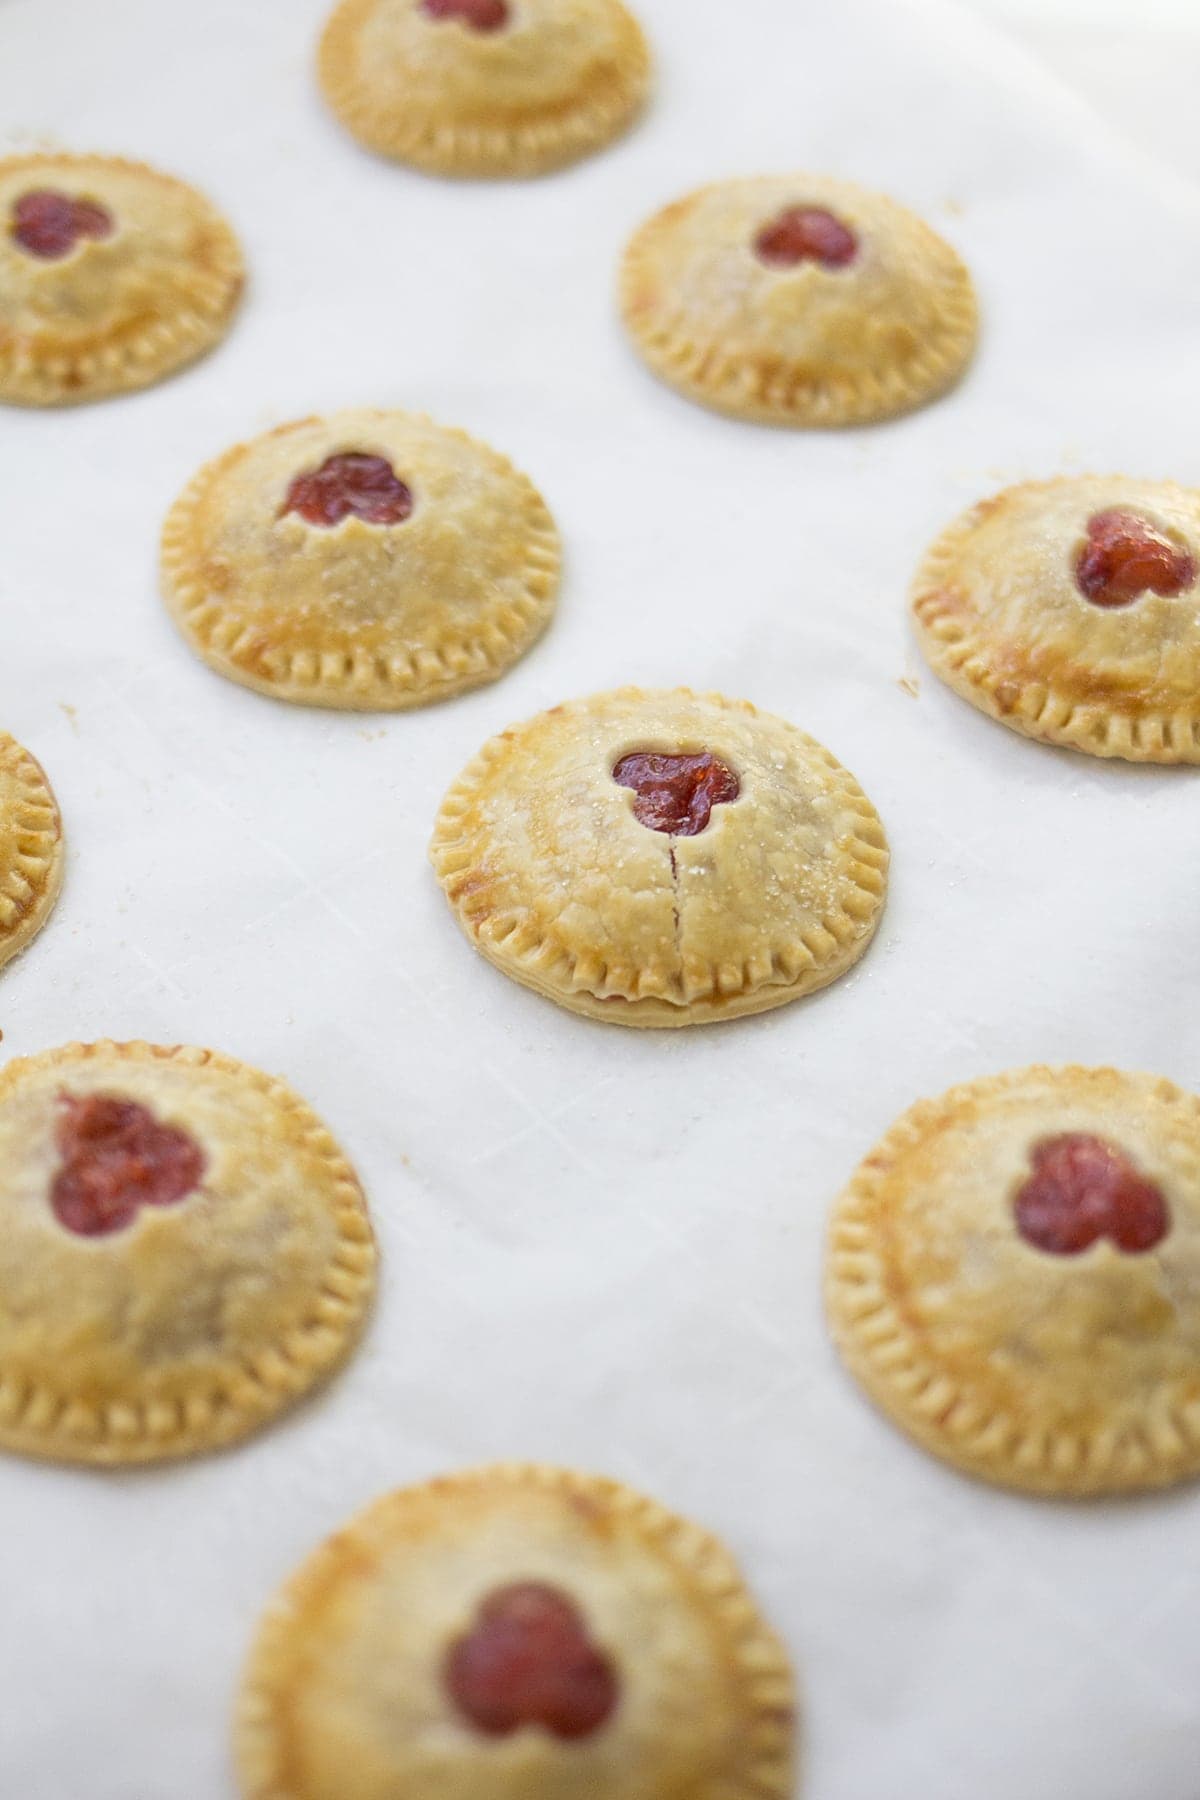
xmin=967 ymin=0 xmax=1200 ymax=187
xmin=1 ymin=0 xmax=1200 ymax=1795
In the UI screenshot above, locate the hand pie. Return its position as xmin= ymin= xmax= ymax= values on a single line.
xmin=827 ymin=1064 xmax=1200 ymax=1496
xmin=0 ymin=732 xmax=63 ymax=973
xmin=0 ymin=153 xmax=243 ymax=406
xmin=236 ymin=1462 xmax=795 ymax=1799
xmin=431 ymin=687 xmax=888 ymax=1026
xmin=0 ymin=1040 xmax=376 ymax=1467
xmin=620 ymin=174 xmax=977 ymax=426
xmin=161 ymin=409 xmax=560 ymax=710
xmin=911 ymin=476 xmax=1200 ymax=761
xmin=318 ymin=0 xmax=650 ymax=178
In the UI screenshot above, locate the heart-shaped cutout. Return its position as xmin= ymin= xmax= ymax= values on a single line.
xmin=754 ymin=206 xmax=858 ymax=270
xmin=12 ymin=190 xmax=114 ymax=261
xmin=444 ymin=1582 xmax=619 ymax=1740
xmin=422 ymin=0 xmax=510 ymax=31
xmin=51 ymin=1093 xmax=206 ymax=1238
xmin=1014 ymin=1133 xmax=1169 ymax=1256
xmin=1074 ymin=509 xmax=1195 ymax=609
xmin=281 ymin=453 xmax=414 ymax=529
xmin=613 ymin=750 xmax=740 ymax=837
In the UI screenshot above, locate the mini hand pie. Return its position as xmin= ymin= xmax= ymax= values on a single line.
xmin=620 ymin=174 xmax=977 ymax=426
xmin=431 ymin=687 xmax=888 ymax=1026
xmin=161 ymin=409 xmax=560 ymax=710
xmin=318 ymin=0 xmax=650 ymax=177
xmin=237 ymin=1462 xmax=795 ymax=1799
xmin=827 ymin=1065 xmax=1200 ymax=1495
xmin=0 ymin=153 xmax=243 ymax=405
xmin=0 ymin=732 xmax=63 ymax=974
xmin=0 ymin=1041 xmax=375 ymax=1466
xmin=912 ymin=475 xmax=1200 ymax=761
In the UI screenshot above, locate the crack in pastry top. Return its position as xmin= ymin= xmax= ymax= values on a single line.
xmin=431 ymin=689 xmax=889 ymax=1020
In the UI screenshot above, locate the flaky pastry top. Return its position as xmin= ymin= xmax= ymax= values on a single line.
xmin=431 ymin=688 xmax=887 ymax=1024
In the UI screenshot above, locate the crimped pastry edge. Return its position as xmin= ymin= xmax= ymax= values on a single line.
xmin=235 ymin=1460 xmax=796 ymax=1799
xmin=0 ymin=733 xmax=64 ymax=973
xmin=0 ymin=1041 xmax=376 ymax=1467
xmin=825 ymin=1063 xmax=1200 ymax=1497
xmin=911 ymin=476 xmax=1200 ymax=763
xmin=430 ymin=686 xmax=889 ymax=1027
xmin=159 ymin=412 xmax=562 ymax=710
xmin=0 ymin=153 xmax=244 ymax=407
xmin=317 ymin=0 xmax=651 ymax=178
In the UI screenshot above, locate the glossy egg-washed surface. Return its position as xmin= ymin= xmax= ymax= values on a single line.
xmin=431 ymin=688 xmax=888 ymax=1026
xmin=827 ymin=1066 xmax=1200 ymax=1495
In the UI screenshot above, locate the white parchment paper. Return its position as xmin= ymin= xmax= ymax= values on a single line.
xmin=1 ymin=0 xmax=1200 ymax=1793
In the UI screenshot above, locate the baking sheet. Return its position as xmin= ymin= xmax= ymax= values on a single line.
xmin=2 ymin=0 xmax=1200 ymax=1793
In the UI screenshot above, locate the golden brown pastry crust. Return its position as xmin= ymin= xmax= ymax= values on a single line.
xmin=160 ymin=409 xmax=560 ymax=710
xmin=826 ymin=1065 xmax=1200 ymax=1497
xmin=0 ymin=154 xmax=243 ymax=406
xmin=911 ymin=476 xmax=1200 ymax=762
xmin=0 ymin=733 xmax=63 ymax=973
xmin=431 ymin=687 xmax=888 ymax=1027
xmin=620 ymin=174 xmax=977 ymax=426
xmin=318 ymin=0 xmax=650 ymax=178
xmin=0 ymin=1041 xmax=376 ymax=1467
xmin=236 ymin=1462 xmax=795 ymax=1800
